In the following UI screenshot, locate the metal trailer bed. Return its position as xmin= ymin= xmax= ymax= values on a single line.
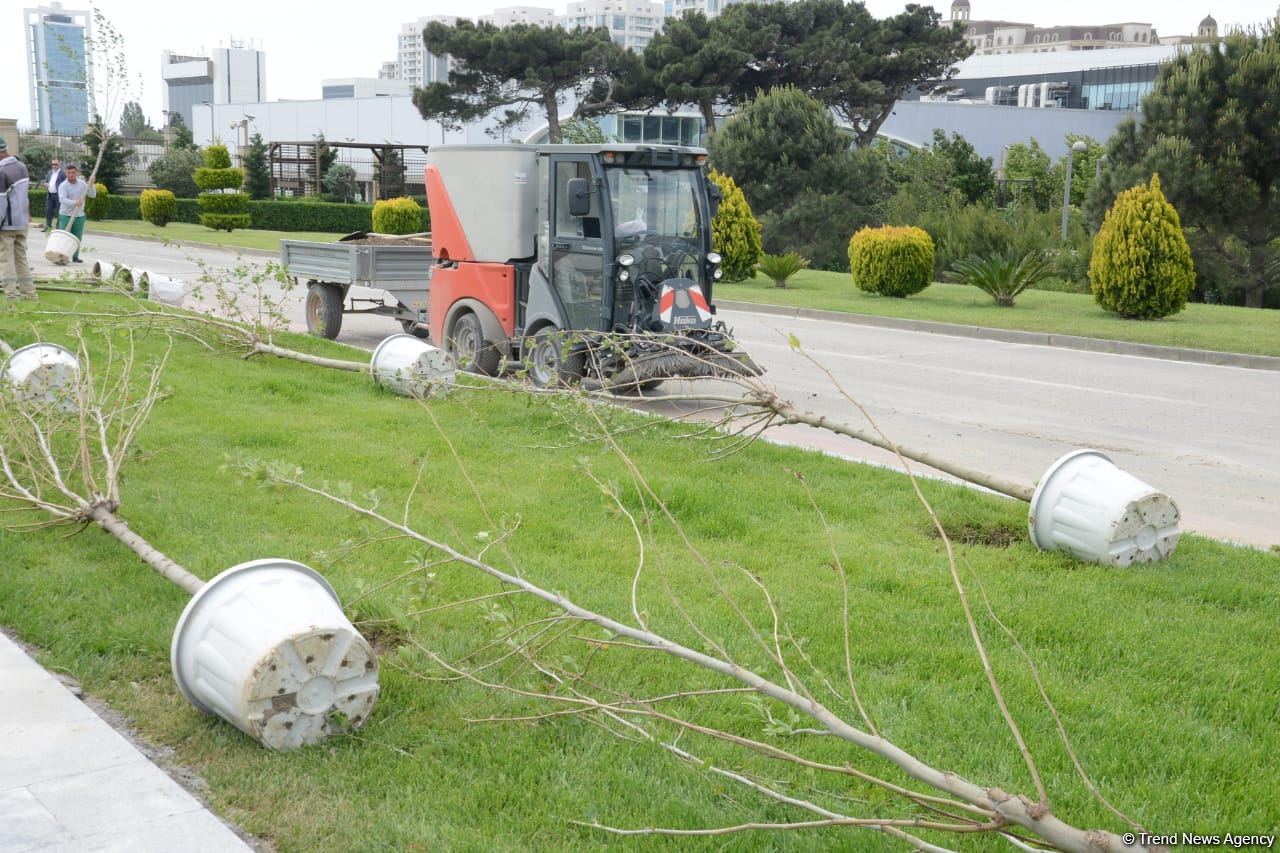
xmin=280 ymin=236 xmax=435 ymax=340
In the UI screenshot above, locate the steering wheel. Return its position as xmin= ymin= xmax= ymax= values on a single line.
xmin=663 ymin=250 xmax=699 ymax=279
xmin=617 ymin=229 xmax=663 ymax=247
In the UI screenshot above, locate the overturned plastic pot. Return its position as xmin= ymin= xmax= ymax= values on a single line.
xmin=130 ymin=268 xmax=150 ymax=293
xmin=371 ymin=333 xmax=456 ymax=397
xmin=1028 ymin=449 xmax=1180 ymax=566
xmin=171 ymin=558 xmax=380 ymax=751
xmin=43 ymin=230 xmax=80 ymax=265
xmin=91 ymin=260 xmax=116 ymax=281
xmin=146 ymin=274 xmax=186 ymax=307
xmin=2 ymin=343 xmax=80 ymax=411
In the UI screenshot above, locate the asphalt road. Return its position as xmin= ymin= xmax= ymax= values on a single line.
xmin=31 ymin=231 xmax=1280 ymax=547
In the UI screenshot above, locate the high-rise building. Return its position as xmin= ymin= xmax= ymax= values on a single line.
xmin=213 ymin=44 xmax=267 ymax=105
xmin=482 ymin=6 xmax=558 ymax=27
xmin=664 ymin=0 xmax=780 ymax=19
xmin=398 ymin=16 xmax=456 ymax=87
xmin=23 ymin=2 xmax=90 ymax=135
xmin=161 ymin=43 xmax=267 ymax=129
xmin=160 ymin=52 xmax=213 ymax=129
xmin=378 ymin=61 xmax=399 ymax=80
xmin=563 ymin=0 xmax=664 ymax=51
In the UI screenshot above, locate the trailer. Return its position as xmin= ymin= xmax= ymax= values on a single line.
xmin=280 ymin=233 xmax=434 ymax=340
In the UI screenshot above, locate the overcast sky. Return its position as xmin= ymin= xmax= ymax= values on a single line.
xmin=5 ymin=0 xmax=1277 ymax=133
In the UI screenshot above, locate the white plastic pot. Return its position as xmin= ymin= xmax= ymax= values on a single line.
xmin=171 ymin=558 xmax=380 ymax=751
xmin=1028 ymin=449 xmax=1180 ymax=566
xmin=146 ymin=274 xmax=186 ymax=307
xmin=92 ymin=260 xmax=115 ymax=280
xmin=130 ymin=268 xmax=150 ymax=293
xmin=371 ymin=333 xmax=456 ymax=397
xmin=2 ymin=343 xmax=80 ymax=411
xmin=43 ymin=230 xmax=80 ymax=265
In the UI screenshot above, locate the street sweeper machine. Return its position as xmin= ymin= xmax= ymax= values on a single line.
xmin=422 ymin=143 xmax=761 ymax=390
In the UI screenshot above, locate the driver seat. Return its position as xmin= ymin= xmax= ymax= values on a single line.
xmin=638 ymin=246 xmax=664 ymax=281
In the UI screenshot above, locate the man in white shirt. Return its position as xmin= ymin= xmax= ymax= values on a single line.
xmin=42 ymin=158 xmax=65 ymax=231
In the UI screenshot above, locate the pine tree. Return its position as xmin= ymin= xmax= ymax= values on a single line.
xmin=1090 ymin=174 xmax=1195 ymax=319
xmin=707 ymin=170 xmax=761 ymax=282
xmin=1087 ymin=28 xmax=1280 ymax=307
xmin=242 ymin=133 xmax=271 ymax=200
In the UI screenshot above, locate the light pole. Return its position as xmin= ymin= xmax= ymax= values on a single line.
xmin=1095 ymin=153 xmax=1109 ymax=181
xmin=1061 ymin=139 xmax=1087 ymax=241
xmin=997 ymin=144 xmax=1010 ymax=207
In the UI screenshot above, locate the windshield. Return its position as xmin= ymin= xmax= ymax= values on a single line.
xmin=606 ymin=167 xmax=705 ymax=282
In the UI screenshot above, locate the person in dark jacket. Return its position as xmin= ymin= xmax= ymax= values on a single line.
xmin=42 ymin=158 xmax=65 ymax=231
xmin=0 ymin=137 xmax=35 ymax=299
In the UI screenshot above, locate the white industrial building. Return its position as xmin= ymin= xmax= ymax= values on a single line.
xmin=160 ymin=43 xmax=267 ymax=129
xmin=321 ymin=78 xmax=413 ymax=100
xmin=193 ymin=96 xmax=539 ymax=151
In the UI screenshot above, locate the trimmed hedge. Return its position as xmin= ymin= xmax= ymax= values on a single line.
xmin=372 ymin=197 xmax=422 ymax=235
xmin=251 ymin=200 xmax=373 ymax=233
xmin=38 ymin=190 xmax=429 ymax=235
xmin=85 ymin=183 xmax=110 ymax=221
xmin=848 ymin=225 xmax=934 ymax=298
xmin=140 ymin=189 xmax=177 ymax=227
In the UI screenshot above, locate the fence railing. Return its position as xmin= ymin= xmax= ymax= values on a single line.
xmin=18 ymin=134 xmax=433 ymax=202
xmin=18 ymin=132 xmax=166 ymax=195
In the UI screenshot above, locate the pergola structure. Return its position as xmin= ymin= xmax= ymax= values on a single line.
xmin=268 ymin=141 xmax=431 ymax=200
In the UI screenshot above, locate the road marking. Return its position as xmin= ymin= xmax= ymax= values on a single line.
xmin=745 ymin=339 xmax=1268 ymax=411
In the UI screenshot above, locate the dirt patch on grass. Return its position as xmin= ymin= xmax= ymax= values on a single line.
xmin=357 ymin=620 xmax=412 ymax=657
xmin=928 ymin=521 xmax=1026 ymax=549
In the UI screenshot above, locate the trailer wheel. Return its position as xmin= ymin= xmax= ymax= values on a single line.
xmin=525 ymin=331 xmax=584 ymax=388
xmin=305 ymin=282 xmax=344 ymax=340
xmin=399 ymin=319 xmax=431 ymax=339
xmin=448 ymin=312 xmax=501 ymax=376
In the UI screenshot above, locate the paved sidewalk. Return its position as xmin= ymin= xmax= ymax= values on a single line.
xmin=0 ymin=630 xmax=251 ymax=852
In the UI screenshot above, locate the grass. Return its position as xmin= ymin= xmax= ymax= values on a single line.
xmin=87 ymin=220 xmax=343 ymax=252
xmin=1 ymin=295 xmax=1278 ymax=850
xmin=720 ymin=270 xmax=1280 ymax=357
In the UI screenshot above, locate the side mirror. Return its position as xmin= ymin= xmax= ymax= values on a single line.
xmin=566 ymin=178 xmax=591 ymax=217
xmin=706 ymin=179 xmax=723 ymax=219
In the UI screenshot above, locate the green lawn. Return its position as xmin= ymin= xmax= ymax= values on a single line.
xmin=87 ymin=219 xmax=342 ymax=252
xmin=720 ymin=271 xmax=1280 ymax=357
xmin=1 ymin=296 xmax=1277 ymax=850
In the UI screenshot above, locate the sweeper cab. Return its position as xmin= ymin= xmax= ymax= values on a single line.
xmin=424 ymin=143 xmax=761 ymax=390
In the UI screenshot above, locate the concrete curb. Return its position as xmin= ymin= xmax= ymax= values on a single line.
xmin=84 ymin=237 xmax=1279 ymax=372
xmin=716 ymin=299 xmax=1280 ymax=372
xmin=86 ymin=228 xmax=278 ymax=259
xmin=0 ymin=628 xmax=252 ymax=851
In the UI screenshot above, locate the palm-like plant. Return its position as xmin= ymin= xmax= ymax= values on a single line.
xmin=951 ymin=249 xmax=1054 ymax=307
xmin=756 ymin=251 xmax=811 ymax=289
